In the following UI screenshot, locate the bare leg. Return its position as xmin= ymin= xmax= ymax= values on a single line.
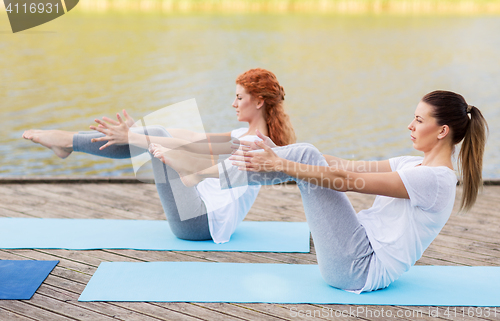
xmin=22 ymin=129 xmax=76 ymax=159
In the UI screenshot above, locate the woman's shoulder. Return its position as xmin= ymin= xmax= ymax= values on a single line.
xmin=231 ymin=127 xmax=249 ymax=138
xmin=389 ymin=155 xmax=424 ymax=171
xmin=230 ymin=128 xmax=262 ymax=142
xmin=396 ymin=164 xmax=456 ymax=213
xmin=398 ymin=160 xmax=457 ymax=184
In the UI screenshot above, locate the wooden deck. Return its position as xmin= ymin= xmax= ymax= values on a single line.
xmin=0 ymin=180 xmax=499 ymax=321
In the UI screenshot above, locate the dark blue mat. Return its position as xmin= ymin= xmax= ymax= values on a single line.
xmin=0 ymin=260 xmax=59 ymax=300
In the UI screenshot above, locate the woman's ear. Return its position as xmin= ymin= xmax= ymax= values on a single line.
xmin=256 ymin=96 xmax=265 ymax=109
xmin=437 ymin=125 xmax=450 ymax=140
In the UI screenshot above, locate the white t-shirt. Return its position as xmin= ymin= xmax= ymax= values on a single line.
xmin=195 ymin=128 xmax=261 ymax=244
xmin=356 ymin=156 xmax=457 ymax=292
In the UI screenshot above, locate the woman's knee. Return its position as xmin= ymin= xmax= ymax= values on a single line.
xmin=318 ymin=256 xmax=370 ymax=291
xmin=319 ymin=266 xmax=357 ymax=291
xmin=295 ymin=143 xmax=323 ymax=165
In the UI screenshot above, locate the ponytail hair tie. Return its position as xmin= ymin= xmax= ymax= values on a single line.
xmin=467 ymin=105 xmax=473 ymax=119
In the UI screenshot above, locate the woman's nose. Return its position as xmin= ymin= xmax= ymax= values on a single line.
xmin=232 ymin=99 xmax=237 ymax=108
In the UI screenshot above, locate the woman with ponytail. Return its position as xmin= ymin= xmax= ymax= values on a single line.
xmin=177 ymin=90 xmax=487 ymax=292
xmin=23 ymin=68 xmax=295 ymax=244
xmin=421 ymin=91 xmax=488 ymax=212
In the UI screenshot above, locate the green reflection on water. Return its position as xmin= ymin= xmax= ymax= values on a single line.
xmin=1 ymin=13 xmax=499 ymax=177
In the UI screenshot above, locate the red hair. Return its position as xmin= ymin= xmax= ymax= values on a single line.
xmin=235 ymin=68 xmax=296 ymax=146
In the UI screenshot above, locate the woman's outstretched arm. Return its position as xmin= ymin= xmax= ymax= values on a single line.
xmin=166 ymin=129 xmax=232 ymax=144
xmin=108 ymin=109 xmax=232 ymax=143
xmin=321 ymin=155 xmax=392 ymax=173
xmin=236 ymin=131 xmax=392 ymax=173
xmin=230 ymin=141 xmax=409 ymax=199
xmin=89 ymin=112 xmax=234 ymax=155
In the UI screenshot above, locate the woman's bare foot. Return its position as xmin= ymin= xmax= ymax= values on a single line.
xmin=22 ymin=129 xmax=75 ymax=159
xmin=149 ymin=143 xmax=204 ymax=187
xmin=178 ymin=173 xmax=203 ymax=188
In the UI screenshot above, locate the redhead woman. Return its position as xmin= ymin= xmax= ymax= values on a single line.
xmin=156 ymin=90 xmax=488 ymax=292
xmin=22 ymin=68 xmax=296 ymax=243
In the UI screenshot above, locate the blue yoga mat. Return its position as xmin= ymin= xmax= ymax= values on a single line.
xmin=79 ymin=262 xmax=500 ymax=306
xmin=0 ymin=218 xmax=309 ymax=252
xmin=0 ymin=260 xmax=58 ymax=300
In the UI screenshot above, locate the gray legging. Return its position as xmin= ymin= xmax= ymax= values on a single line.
xmin=219 ymin=143 xmax=374 ymax=291
xmin=73 ymin=126 xmax=212 ymax=241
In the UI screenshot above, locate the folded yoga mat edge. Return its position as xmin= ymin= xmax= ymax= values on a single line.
xmin=78 ymin=263 xmax=500 ymax=306
xmin=0 ymin=218 xmax=310 ymax=252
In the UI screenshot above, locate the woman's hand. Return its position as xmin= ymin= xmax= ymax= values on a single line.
xmin=96 ymin=109 xmax=136 ymax=129
xmin=231 ymin=129 xmax=276 ymax=152
xmin=122 ymin=110 xmax=137 ymax=128
xmin=229 ymin=140 xmax=283 ymax=172
xmin=89 ymin=112 xmax=130 ymax=150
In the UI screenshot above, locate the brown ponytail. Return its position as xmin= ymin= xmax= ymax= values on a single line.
xmin=236 ymin=68 xmax=296 ymax=146
xmin=422 ymin=91 xmax=489 ymax=212
xmin=457 ymin=105 xmax=488 ymax=212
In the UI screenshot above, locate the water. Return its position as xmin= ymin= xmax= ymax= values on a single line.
xmin=1 ymin=12 xmax=499 ymax=177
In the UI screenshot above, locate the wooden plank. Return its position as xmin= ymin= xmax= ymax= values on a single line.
xmin=100 ymin=249 xmax=211 ymax=263
xmin=175 ymin=251 xmax=285 ymax=264
xmin=0 ymin=206 xmax=36 ymax=218
xmin=26 ymin=292 xmax=117 ymax=320
xmin=429 ymin=235 xmax=500 ymax=260
xmin=422 ymin=248 xmax=497 ymax=266
xmin=194 ymin=303 xmax=288 ymax=321
xmin=448 ymin=209 xmax=500 ymax=226
xmin=278 ymin=304 xmax=360 ymax=320
xmin=0 ymin=177 xmax=149 ymax=184
xmin=242 ymin=251 xmax=317 ymax=265
xmin=0 ymin=301 xmax=73 ymax=321
xmin=248 ymin=204 xmax=306 ymax=222
xmin=231 ymin=303 xmax=335 ymax=321
xmin=0 ymin=308 xmax=37 ymax=321
xmin=35 ymin=284 xmax=159 ymax=321
xmin=0 ymin=186 xmax=101 ymax=219
xmin=230 ymin=304 xmax=299 ymax=321
xmin=313 ymin=304 xmax=420 ymax=321
xmin=111 ymin=303 xmax=204 ymax=321
xmin=432 ymin=306 xmax=500 ymax=321
xmin=438 ymin=226 xmax=500 ymax=245
xmin=416 ymin=255 xmax=464 ymax=266
xmin=1 ymin=185 xmax=142 ymax=220
xmin=445 ymin=213 xmax=500 ymax=230
xmin=56 ymin=184 xmax=165 ymax=220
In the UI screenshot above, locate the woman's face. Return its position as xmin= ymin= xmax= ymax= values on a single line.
xmin=408 ymin=101 xmax=447 ymax=153
xmin=232 ymin=84 xmax=262 ymax=122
